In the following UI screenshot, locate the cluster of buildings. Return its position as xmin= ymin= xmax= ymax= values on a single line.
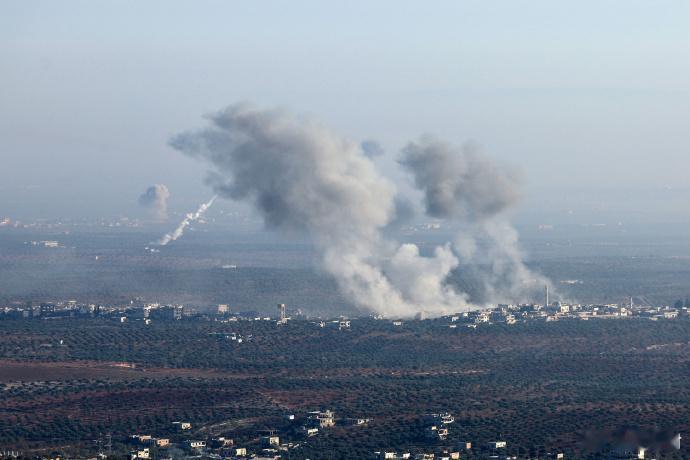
xmin=0 ymin=300 xmax=188 ymax=322
xmin=424 ymin=413 xmax=455 ymax=441
xmin=123 ymin=411 xmax=557 ymax=460
xmin=126 ymin=424 xmax=255 ymax=459
xmin=126 ymin=422 xmax=275 ymax=459
xmin=0 ymin=300 xmax=308 ymax=324
xmin=121 ymin=409 xmax=359 ymax=460
xmin=374 ymin=441 xmax=566 ymax=460
xmin=374 ymin=412 xmax=533 ymax=460
xmin=26 ymin=239 xmax=63 ymax=248
xmin=446 ymin=300 xmax=690 ymax=327
xmin=3 ymin=295 xmax=689 ymax=327
xmin=374 ymin=448 xmax=465 ymax=460
xmin=0 ymin=216 xmax=144 ymax=230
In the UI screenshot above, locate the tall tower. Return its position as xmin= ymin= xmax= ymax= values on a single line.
xmin=544 ymin=285 xmax=549 ymax=308
xmin=278 ymin=303 xmax=287 ymax=324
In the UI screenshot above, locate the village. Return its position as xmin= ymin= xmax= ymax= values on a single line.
xmin=1 ymin=291 xmax=688 ymax=327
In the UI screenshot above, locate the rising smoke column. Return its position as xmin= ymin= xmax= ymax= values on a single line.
xmin=400 ymin=137 xmax=552 ymax=304
xmin=156 ymin=196 xmax=217 ymax=246
xmin=170 ymin=104 xmax=468 ymax=317
xmin=138 ymin=184 xmax=170 ymax=220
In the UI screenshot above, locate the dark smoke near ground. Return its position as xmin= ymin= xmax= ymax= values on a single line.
xmin=138 ymin=184 xmax=170 ymax=220
xmin=170 ymin=103 xmax=551 ymax=316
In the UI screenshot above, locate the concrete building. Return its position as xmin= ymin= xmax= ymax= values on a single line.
xmin=426 ymin=425 xmax=449 ymax=440
xmin=303 ymin=427 xmax=319 ymax=436
xmin=130 ymin=434 xmax=152 ymax=444
xmin=425 ymin=412 xmax=455 ymax=425
xmin=414 ymin=454 xmax=434 ymax=460
xmin=210 ymin=437 xmax=233 ymax=448
xmin=261 ymin=435 xmax=280 ymax=447
xmin=172 ymin=421 xmax=192 ymax=430
xmin=309 ymin=410 xmax=335 ymax=428
xmin=488 ymin=441 xmax=507 ymax=449
xmin=188 ymin=440 xmax=206 ymax=449
xmin=128 ymin=448 xmax=149 ymax=459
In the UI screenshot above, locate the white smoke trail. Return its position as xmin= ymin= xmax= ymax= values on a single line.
xmin=155 ymin=196 xmax=217 ymax=246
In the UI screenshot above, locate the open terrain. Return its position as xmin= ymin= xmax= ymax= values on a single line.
xmin=2 ymin=317 xmax=690 ymax=458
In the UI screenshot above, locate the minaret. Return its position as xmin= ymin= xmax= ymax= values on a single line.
xmin=544 ymin=285 xmax=549 ymax=308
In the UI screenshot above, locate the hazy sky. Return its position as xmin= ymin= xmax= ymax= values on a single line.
xmin=3 ymin=1 xmax=690 ymax=220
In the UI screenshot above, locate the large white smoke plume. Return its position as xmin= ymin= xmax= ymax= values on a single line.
xmin=138 ymin=184 xmax=170 ymax=220
xmin=170 ymin=104 xmax=550 ymax=316
xmin=156 ymin=196 xmax=216 ymax=246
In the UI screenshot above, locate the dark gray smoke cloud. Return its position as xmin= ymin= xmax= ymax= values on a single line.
xmin=400 ymin=136 xmax=551 ymax=304
xmin=400 ymin=137 xmax=520 ymax=220
xmin=138 ymin=184 xmax=170 ymax=220
xmin=170 ymin=104 xmax=467 ymax=317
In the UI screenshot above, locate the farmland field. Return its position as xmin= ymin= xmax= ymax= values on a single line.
xmin=2 ymin=317 xmax=690 ymax=458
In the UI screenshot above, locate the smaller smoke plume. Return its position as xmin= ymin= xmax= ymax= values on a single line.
xmin=400 ymin=136 xmax=551 ymax=305
xmin=156 ymin=196 xmax=216 ymax=246
xmin=138 ymin=184 xmax=170 ymax=220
